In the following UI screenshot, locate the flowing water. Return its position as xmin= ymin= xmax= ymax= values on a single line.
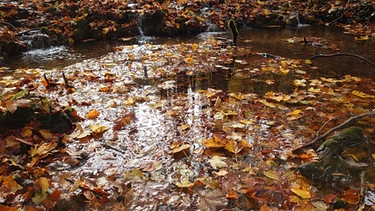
xmin=1 ymin=26 xmax=375 ymax=209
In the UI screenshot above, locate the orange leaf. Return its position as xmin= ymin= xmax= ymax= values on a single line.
xmin=343 ymin=189 xmax=360 ymax=205
xmin=225 ymin=140 xmax=243 ymax=154
xmin=86 ymin=110 xmax=100 ymax=119
xmin=226 ymin=191 xmax=238 ymax=200
xmin=203 ymin=136 xmax=226 ymax=148
xmin=0 ymin=205 xmax=18 ymax=211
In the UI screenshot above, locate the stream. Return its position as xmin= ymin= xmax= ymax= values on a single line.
xmin=1 ymin=26 xmax=375 ymax=210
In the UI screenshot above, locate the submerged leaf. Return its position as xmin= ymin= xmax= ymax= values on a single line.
xmin=197 ymin=189 xmax=228 ymax=211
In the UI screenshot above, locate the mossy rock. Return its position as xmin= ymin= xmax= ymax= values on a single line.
xmin=297 ymin=127 xmax=368 ymax=182
xmin=0 ymin=97 xmax=76 ymax=134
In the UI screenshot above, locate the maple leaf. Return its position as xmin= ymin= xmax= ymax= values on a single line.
xmin=208 ymin=156 xmax=227 ymax=169
xmin=197 ymin=189 xmax=228 ymax=211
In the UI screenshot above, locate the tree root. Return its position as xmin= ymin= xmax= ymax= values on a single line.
xmin=310 ymin=53 xmax=375 ymax=67
xmin=292 ymin=111 xmax=375 ymax=154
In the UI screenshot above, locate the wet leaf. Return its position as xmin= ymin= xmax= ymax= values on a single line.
xmin=203 ymin=136 xmax=226 ymax=148
xmin=70 ymin=123 xmax=91 ymax=139
xmin=29 ymin=142 xmax=57 ymax=157
xmin=124 ymin=169 xmax=145 ymax=181
xmin=175 ymin=178 xmax=194 ymax=188
xmin=208 ymin=156 xmax=227 ymax=169
xmin=312 ymin=201 xmax=329 ymax=210
xmin=171 ymin=144 xmax=190 ymax=154
xmin=86 ymin=109 xmax=100 ymax=119
xmin=291 ymin=185 xmax=311 ymax=199
xmin=0 ymin=205 xmax=18 ymax=211
xmin=225 ymin=140 xmax=244 ymax=154
xmin=89 ymin=124 xmax=109 ymax=134
xmin=352 ymin=90 xmax=375 ymax=99
xmin=213 ymin=169 xmax=228 ymax=176
xmin=197 ymin=189 xmax=228 ymax=211
xmin=32 ymin=177 xmax=49 ymax=204
xmin=263 ymin=169 xmax=279 ymax=180
xmin=343 ymin=189 xmax=360 ymax=205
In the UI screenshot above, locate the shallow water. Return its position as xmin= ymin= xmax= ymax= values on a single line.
xmin=1 ymin=26 xmax=375 ymax=209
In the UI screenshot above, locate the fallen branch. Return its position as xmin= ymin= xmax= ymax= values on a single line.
xmin=292 ymin=111 xmax=375 ymax=154
xmin=310 ymin=53 xmax=375 ymax=67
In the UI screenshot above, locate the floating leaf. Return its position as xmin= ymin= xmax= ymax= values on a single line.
xmin=352 ymin=90 xmax=375 ymax=99
xmin=32 ymin=177 xmax=49 ymax=204
xmin=197 ymin=189 xmax=228 ymax=211
xmin=208 ymin=156 xmax=227 ymax=169
xmin=258 ymin=99 xmax=276 ymax=108
xmin=171 ymin=144 xmax=190 ymax=154
xmin=291 ymin=185 xmax=311 ymax=199
xmin=86 ymin=109 xmax=100 ymax=119
xmin=29 ymin=142 xmax=57 ymax=157
xmin=175 ymin=178 xmax=194 ymax=188
xmin=203 ymin=136 xmax=226 ymax=148
xmin=124 ymin=169 xmax=145 ymax=181
xmin=225 ymin=140 xmax=244 ymax=154
xmin=184 ymin=57 xmax=195 ymax=64
xmin=263 ymin=169 xmax=279 ymax=180
xmin=89 ymin=124 xmax=109 ymax=134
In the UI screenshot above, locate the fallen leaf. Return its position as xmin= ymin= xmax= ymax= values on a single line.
xmin=89 ymin=124 xmax=109 ymax=134
xmin=86 ymin=109 xmax=100 ymax=119
xmin=197 ymin=189 xmax=228 ymax=211
xmin=291 ymin=185 xmax=311 ymax=199
xmin=263 ymin=169 xmax=279 ymax=180
xmin=175 ymin=178 xmax=194 ymax=188
xmin=352 ymin=90 xmax=375 ymax=99
xmin=208 ymin=156 xmax=227 ymax=169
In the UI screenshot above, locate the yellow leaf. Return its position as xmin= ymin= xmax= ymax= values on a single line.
xmin=184 ymin=57 xmax=195 ymax=64
xmin=352 ymin=90 xmax=375 ymax=99
xmin=291 ymin=185 xmax=311 ymax=199
xmin=203 ymin=136 xmax=226 ymax=148
xmin=263 ymin=169 xmax=279 ymax=180
xmin=123 ymin=97 xmax=135 ymax=105
xmin=175 ymin=178 xmax=194 ymax=188
xmin=305 ymin=59 xmax=312 ymax=65
xmin=280 ymin=67 xmax=290 ymax=74
xmin=257 ymin=0 xmax=265 ymax=5
xmin=372 ymin=154 xmax=375 ymax=160
xmin=191 ymin=43 xmax=198 ymax=51
xmin=225 ymin=140 xmax=243 ymax=154
xmin=89 ymin=124 xmax=109 ymax=134
xmin=124 ymin=169 xmax=145 ymax=181
xmin=180 ymin=124 xmax=190 ymax=131
xmin=258 ymin=99 xmax=276 ymax=108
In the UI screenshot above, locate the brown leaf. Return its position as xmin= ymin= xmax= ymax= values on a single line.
xmin=197 ymin=189 xmax=228 ymax=211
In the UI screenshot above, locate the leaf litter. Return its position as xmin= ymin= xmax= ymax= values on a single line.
xmin=1 ymin=34 xmax=375 ymax=210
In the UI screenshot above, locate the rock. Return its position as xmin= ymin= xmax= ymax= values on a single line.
xmin=296 ymin=127 xmax=368 ymax=182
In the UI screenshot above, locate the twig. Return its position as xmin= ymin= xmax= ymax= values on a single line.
xmin=310 ymin=53 xmax=375 ymax=67
xmin=326 ymin=10 xmax=348 ymax=26
xmin=293 ymin=111 xmax=375 ymax=154
xmin=357 ymin=171 xmax=367 ymax=210
xmin=62 ymin=72 xmax=74 ymax=88
xmin=0 ymin=21 xmax=19 ymax=32
xmin=316 ymin=114 xmax=351 ymax=136
xmin=43 ymin=73 xmax=50 ymax=86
